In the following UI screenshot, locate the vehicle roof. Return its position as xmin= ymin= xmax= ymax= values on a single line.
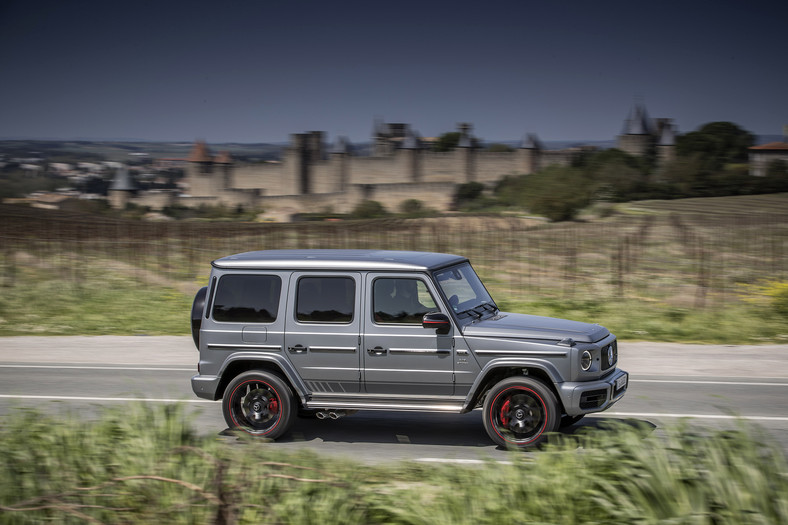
xmin=212 ymin=249 xmax=468 ymax=271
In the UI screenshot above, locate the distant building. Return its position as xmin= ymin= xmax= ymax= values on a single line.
xmin=617 ymin=103 xmax=676 ymax=161
xmin=748 ymin=142 xmax=788 ymax=176
xmin=120 ymin=103 xmax=679 ymax=220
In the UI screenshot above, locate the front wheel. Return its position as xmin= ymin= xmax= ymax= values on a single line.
xmin=222 ymin=371 xmax=295 ymax=439
xmin=482 ymin=376 xmax=559 ymax=448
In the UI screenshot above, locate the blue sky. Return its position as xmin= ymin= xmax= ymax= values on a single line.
xmin=0 ymin=0 xmax=785 ymax=144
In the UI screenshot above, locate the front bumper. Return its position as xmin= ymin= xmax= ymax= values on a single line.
xmin=558 ymin=368 xmax=628 ymax=417
xmin=191 ymin=374 xmax=221 ymax=400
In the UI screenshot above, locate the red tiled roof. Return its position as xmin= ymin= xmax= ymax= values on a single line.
xmin=749 ymin=142 xmax=788 ymax=151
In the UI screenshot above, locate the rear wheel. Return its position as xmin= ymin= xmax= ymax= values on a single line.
xmin=482 ymin=376 xmax=559 ymax=448
xmin=222 ymin=371 xmax=294 ymax=439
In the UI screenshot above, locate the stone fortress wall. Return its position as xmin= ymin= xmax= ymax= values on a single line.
xmin=126 ymin=104 xmax=675 ymax=220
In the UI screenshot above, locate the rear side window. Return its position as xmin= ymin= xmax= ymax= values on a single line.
xmin=296 ymin=276 xmax=355 ymax=323
xmin=212 ymin=275 xmax=282 ymax=323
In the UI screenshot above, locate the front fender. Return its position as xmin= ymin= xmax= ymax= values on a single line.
xmin=462 ymin=357 xmax=563 ymax=411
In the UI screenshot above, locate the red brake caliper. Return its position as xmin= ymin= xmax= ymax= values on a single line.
xmin=269 ymin=398 xmax=279 ymax=414
xmin=500 ymin=399 xmax=511 ymax=426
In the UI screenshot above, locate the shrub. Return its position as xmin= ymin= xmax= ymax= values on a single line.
xmin=351 ymin=200 xmax=387 ymax=219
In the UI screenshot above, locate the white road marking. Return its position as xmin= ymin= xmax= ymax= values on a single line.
xmin=631 ymin=379 xmax=788 ymax=387
xmin=0 ymin=394 xmax=218 ymax=404
xmin=593 ymin=412 xmax=788 ymax=422
xmin=0 ymin=395 xmax=785 ymax=421
xmin=416 ymin=458 xmax=514 ymax=465
xmin=0 ymin=365 xmax=194 ymax=371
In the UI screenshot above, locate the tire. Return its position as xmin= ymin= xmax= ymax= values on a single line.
xmin=560 ymin=415 xmax=584 ymax=428
xmin=482 ymin=376 xmax=559 ymax=448
xmin=222 ymin=370 xmax=295 ymax=439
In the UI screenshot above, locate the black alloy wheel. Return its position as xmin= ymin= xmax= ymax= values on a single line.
xmin=482 ymin=376 xmax=559 ymax=448
xmin=222 ymin=370 xmax=295 ymax=439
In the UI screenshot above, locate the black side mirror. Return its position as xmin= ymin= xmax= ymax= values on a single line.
xmin=422 ymin=312 xmax=451 ymax=334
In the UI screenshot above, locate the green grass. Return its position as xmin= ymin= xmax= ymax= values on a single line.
xmin=0 ymin=265 xmax=194 ymax=336
xmin=497 ymin=297 xmax=788 ymax=344
xmin=1 ymin=262 xmax=787 ymax=343
xmin=1 ymin=404 xmax=786 ymax=524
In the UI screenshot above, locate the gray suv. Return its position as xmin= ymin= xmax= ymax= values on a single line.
xmin=191 ymin=249 xmax=628 ymax=448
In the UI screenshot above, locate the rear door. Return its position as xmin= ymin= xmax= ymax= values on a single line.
xmin=284 ymin=272 xmax=362 ymax=394
xmin=362 ymin=273 xmax=454 ymax=395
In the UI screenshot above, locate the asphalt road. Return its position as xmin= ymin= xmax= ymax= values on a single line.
xmin=2 ymin=336 xmax=788 ymax=463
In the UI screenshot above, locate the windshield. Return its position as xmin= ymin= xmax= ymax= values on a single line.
xmin=434 ymin=263 xmax=497 ymax=319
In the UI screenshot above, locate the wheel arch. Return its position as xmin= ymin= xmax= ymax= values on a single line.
xmin=215 ymin=353 xmax=309 ymax=405
xmin=462 ymin=359 xmax=565 ymax=413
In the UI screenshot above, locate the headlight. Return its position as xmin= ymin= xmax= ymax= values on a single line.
xmin=581 ymin=350 xmax=592 ymax=371
xmin=607 ymin=345 xmax=615 ymax=366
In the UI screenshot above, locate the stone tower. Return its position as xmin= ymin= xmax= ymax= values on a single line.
xmin=617 ymin=103 xmax=654 ymax=157
xmin=400 ymin=129 xmax=422 ymax=182
xmin=108 ymin=166 xmax=137 ymax=209
xmin=656 ymin=120 xmax=676 ymax=165
xmin=457 ymin=123 xmax=476 ymax=182
xmin=330 ymin=136 xmax=351 ymax=191
xmin=519 ymin=133 xmax=543 ymax=174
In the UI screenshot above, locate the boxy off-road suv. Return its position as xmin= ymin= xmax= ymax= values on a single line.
xmin=191 ymin=249 xmax=628 ymax=448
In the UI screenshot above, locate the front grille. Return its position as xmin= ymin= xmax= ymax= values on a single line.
xmin=601 ymin=340 xmax=618 ymax=370
xmin=579 ymin=389 xmax=607 ymax=409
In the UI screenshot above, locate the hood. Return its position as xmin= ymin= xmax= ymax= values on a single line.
xmin=462 ymin=312 xmax=609 ymax=344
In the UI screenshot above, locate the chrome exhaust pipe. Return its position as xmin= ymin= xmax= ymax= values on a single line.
xmin=328 ymin=410 xmax=345 ymax=420
xmin=316 ymin=411 xmax=328 ymax=419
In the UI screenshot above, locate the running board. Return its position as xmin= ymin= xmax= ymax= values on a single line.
xmin=304 ymin=399 xmax=465 ymax=413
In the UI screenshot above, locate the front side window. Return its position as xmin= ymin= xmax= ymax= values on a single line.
xmin=212 ymin=274 xmax=281 ymax=323
xmin=296 ymin=276 xmax=355 ymax=323
xmin=434 ymin=263 xmax=496 ymax=317
xmin=374 ymin=278 xmax=438 ymax=324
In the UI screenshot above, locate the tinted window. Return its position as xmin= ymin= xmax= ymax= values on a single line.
xmin=297 ymin=277 xmax=355 ymax=323
xmin=374 ymin=278 xmax=438 ymax=324
xmin=212 ymin=275 xmax=281 ymax=323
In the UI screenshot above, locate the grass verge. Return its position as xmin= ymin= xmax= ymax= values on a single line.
xmin=1 ymin=264 xmax=787 ymax=343
xmin=1 ymin=404 xmax=786 ymax=524
xmin=0 ymin=265 xmax=194 ymax=335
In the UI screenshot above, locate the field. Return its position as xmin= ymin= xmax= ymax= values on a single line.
xmin=0 ymin=193 xmax=787 ymax=342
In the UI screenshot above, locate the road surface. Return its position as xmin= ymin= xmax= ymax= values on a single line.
xmin=1 ymin=336 xmax=787 ymax=463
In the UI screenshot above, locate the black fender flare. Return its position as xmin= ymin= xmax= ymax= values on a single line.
xmin=216 ymin=351 xmax=310 ymax=405
xmin=462 ymin=358 xmax=563 ymax=412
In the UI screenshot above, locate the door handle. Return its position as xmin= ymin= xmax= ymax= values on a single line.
xmin=288 ymin=344 xmax=308 ymax=354
xmin=367 ymin=346 xmax=387 ymax=355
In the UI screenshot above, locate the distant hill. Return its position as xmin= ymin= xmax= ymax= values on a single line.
xmin=0 ymin=140 xmax=283 ymax=162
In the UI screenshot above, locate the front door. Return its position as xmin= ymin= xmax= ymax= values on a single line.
xmin=362 ymin=273 xmax=454 ymax=395
xmin=284 ymin=272 xmax=362 ymax=394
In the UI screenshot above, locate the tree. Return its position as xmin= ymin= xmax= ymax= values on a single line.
xmin=676 ymin=122 xmax=754 ymax=170
xmin=351 ymin=200 xmax=388 ymax=219
xmin=453 ymin=181 xmax=485 ymax=210
xmin=433 ymin=132 xmax=461 ymax=152
xmin=487 ymin=143 xmax=514 ymax=152
xmin=519 ymin=166 xmax=594 ymax=221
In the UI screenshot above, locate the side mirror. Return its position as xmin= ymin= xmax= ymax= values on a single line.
xmin=422 ymin=312 xmax=451 ymax=334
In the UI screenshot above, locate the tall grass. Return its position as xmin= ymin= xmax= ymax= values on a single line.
xmin=1 ymin=405 xmax=786 ymax=524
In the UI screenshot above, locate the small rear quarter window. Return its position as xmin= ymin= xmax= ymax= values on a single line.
xmin=212 ymin=274 xmax=281 ymax=323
